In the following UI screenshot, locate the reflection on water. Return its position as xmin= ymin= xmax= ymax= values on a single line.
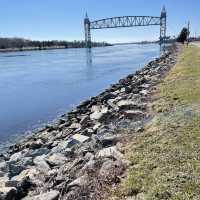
xmin=86 ymin=48 xmax=92 ymax=66
xmin=0 ymin=44 xmax=160 ymax=145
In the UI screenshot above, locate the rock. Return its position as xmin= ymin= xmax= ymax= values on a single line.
xmin=8 ymin=163 xmax=26 ymax=178
xmin=28 ymin=139 xmax=43 ymax=150
xmin=107 ymin=99 xmax=117 ymax=109
xmin=91 ymin=105 xmax=101 ymax=112
xmin=0 ymin=187 xmax=16 ymax=200
xmin=79 ymin=159 xmax=96 ymax=176
xmin=80 ymin=115 xmax=90 ymax=125
xmin=6 ymin=174 xmax=31 ymax=199
xmin=68 ymin=174 xmax=88 ymax=188
xmin=92 ymin=122 xmax=101 ymax=131
xmin=84 ymin=152 xmax=94 ymax=161
xmin=0 ymin=161 xmax=7 ymax=173
xmin=11 ymin=167 xmax=44 ymax=187
xmin=9 ymin=152 xmax=23 ymax=163
xmin=96 ymin=146 xmax=124 ymax=160
xmin=116 ymin=100 xmax=137 ymax=110
xmin=33 ymin=155 xmax=50 ymax=171
xmin=90 ymin=107 xmax=109 ymax=121
xmin=8 ymin=156 xmax=33 ymax=178
xmin=98 ymin=135 xmax=122 ymax=147
xmin=71 ymin=134 xmax=90 ymax=144
xmin=69 ymin=123 xmax=81 ymax=130
xmin=139 ymin=89 xmax=148 ymax=95
xmin=90 ymin=111 xmax=103 ymax=120
xmin=124 ymin=110 xmax=146 ymax=119
xmin=51 ymin=139 xmax=75 ymax=155
xmin=25 ymin=148 xmax=50 ymax=158
xmin=0 ymin=176 xmax=9 ymax=187
xmin=22 ymin=190 xmax=60 ymax=200
xmin=101 ymin=92 xmax=116 ymax=101
xmin=120 ymin=86 xmax=131 ymax=94
xmin=99 ymin=159 xmax=124 ymax=177
xmin=46 ymin=153 xmax=68 ymax=166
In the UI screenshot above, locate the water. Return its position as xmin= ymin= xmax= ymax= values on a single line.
xmin=0 ymin=44 xmax=159 ymax=148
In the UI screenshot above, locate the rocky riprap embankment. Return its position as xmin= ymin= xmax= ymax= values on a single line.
xmin=0 ymin=45 xmax=180 ymax=200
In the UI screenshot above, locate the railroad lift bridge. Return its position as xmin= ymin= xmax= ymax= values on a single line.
xmin=84 ymin=7 xmax=167 ymax=48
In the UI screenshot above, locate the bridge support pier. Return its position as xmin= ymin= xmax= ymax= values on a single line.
xmin=84 ymin=13 xmax=91 ymax=48
xmin=160 ymin=6 xmax=167 ymax=45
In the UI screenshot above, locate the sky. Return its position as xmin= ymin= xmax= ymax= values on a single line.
xmin=0 ymin=0 xmax=199 ymax=43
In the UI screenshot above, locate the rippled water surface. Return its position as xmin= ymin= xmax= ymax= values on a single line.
xmin=0 ymin=44 xmax=159 ymax=146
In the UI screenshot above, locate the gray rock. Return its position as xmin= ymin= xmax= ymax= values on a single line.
xmin=116 ymin=100 xmax=137 ymax=110
xmin=98 ymin=135 xmax=122 ymax=147
xmin=90 ymin=111 xmax=103 ymax=120
xmin=0 ymin=187 xmax=16 ymax=200
xmin=22 ymin=190 xmax=59 ymax=200
xmin=90 ymin=107 xmax=109 ymax=121
xmin=33 ymin=155 xmax=50 ymax=171
xmin=8 ymin=163 xmax=26 ymax=177
xmin=101 ymin=92 xmax=116 ymax=101
xmin=92 ymin=122 xmax=101 ymax=131
xmin=68 ymin=174 xmax=88 ymax=188
xmin=99 ymin=159 xmax=124 ymax=177
xmin=11 ymin=168 xmax=43 ymax=187
xmin=46 ymin=153 xmax=68 ymax=166
xmin=0 ymin=161 xmax=7 ymax=173
xmin=71 ymin=134 xmax=90 ymax=144
xmin=7 ymin=156 xmax=33 ymax=178
xmin=28 ymin=139 xmax=43 ymax=150
xmin=25 ymin=148 xmax=50 ymax=158
xmin=107 ymin=99 xmax=117 ymax=109
xmin=80 ymin=115 xmax=90 ymax=125
xmin=9 ymin=152 xmax=23 ymax=163
xmin=96 ymin=146 xmax=124 ymax=160
xmin=69 ymin=123 xmax=81 ymax=130
xmin=139 ymin=89 xmax=148 ymax=95
xmin=124 ymin=110 xmax=145 ymax=119
xmin=51 ymin=139 xmax=75 ymax=155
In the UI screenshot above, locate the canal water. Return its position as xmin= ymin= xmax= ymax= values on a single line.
xmin=0 ymin=44 xmax=159 ymax=149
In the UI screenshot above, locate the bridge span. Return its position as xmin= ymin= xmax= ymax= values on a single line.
xmin=84 ymin=7 xmax=167 ymax=48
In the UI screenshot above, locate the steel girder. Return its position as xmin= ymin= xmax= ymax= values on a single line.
xmin=90 ymin=16 xmax=161 ymax=29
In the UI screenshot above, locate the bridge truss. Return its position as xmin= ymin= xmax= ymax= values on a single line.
xmin=84 ymin=7 xmax=166 ymax=48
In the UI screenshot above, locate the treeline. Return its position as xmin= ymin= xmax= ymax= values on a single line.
xmin=0 ymin=37 xmax=111 ymax=50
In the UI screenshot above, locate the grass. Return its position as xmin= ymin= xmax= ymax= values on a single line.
xmin=113 ymin=45 xmax=200 ymax=200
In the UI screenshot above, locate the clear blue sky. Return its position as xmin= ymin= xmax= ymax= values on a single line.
xmin=0 ymin=0 xmax=199 ymax=43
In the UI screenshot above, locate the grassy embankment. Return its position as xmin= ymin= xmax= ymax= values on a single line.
xmin=114 ymin=45 xmax=200 ymax=200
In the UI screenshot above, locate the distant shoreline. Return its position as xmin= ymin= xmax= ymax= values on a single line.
xmin=0 ymin=46 xmax=73 ymax=53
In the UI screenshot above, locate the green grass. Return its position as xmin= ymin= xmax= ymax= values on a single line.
xmin=113 ymin=45 xmax=200 ymax=200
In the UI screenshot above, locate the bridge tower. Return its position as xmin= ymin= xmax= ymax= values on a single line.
xmin=160 ymin=6 xmax=167 ymax=44
xmin=84 ymin=13 xmax=92 ymax=48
